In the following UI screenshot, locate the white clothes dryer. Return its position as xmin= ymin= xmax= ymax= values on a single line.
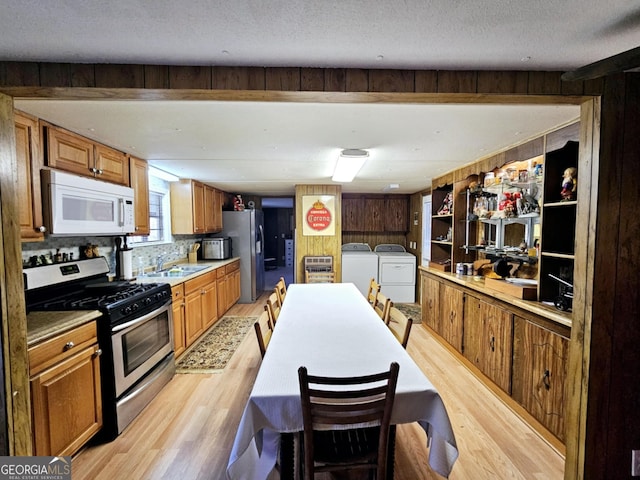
xmin=374 ymin=244 xmax=416 ymax=303
xmin=341 ymin=243 xmax=379 ymax=297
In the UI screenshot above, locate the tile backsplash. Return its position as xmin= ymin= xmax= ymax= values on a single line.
xmin=22 ymin=235 xmax=200 ymax=276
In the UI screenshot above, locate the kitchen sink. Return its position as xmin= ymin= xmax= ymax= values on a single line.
xmin=142 ymin=265 xmax=210 ymax=278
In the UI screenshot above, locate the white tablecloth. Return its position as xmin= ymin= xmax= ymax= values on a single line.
xmin=226 ymin=283 xmax=458 ymax=479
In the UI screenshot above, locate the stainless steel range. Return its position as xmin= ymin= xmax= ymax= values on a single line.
xmin=24 ymin=256 xmax=174 ymax=440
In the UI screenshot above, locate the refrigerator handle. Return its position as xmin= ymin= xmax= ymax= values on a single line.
xmin=257 ymin=224 xmax=264 ymax=255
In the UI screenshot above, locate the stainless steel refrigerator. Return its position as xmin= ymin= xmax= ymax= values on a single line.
xmin=221 ymin=210 xmax=265 ymax=303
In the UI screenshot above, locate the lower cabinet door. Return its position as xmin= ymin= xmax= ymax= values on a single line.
xmin=463 ymin=295 xmax=513 ymax=394
xmin=31 ymin=345 xmax=102 ymax=456
xmin=512 ymin=317 xmax=568 ymax=441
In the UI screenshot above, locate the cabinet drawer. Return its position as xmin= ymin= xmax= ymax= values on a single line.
xmin=184 ymin=271 xmax=216 ymax=294
xmin=171 ymin=284 xmax=184 ymax=302
xmin=227 ymin=260 xmax=240 ymax=272
xmin=216 ymin=266 xmax=226 ymax=279
xmin=29 ymin=321 xmax=98 ymax=376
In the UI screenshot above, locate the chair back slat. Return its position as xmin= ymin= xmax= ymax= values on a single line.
xmin=388 ymin=306 xmax=413 ymax=348
xmin=298 ymin=362 xmax=400 ymax=480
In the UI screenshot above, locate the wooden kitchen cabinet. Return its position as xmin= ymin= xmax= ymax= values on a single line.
xmin=421 ymin=274 xmax=440 ymax=332
xmin=342 ymin=197 xmax=365 ymax=231
xmin=43 ymin=123 xmax=129 ymax=185
xmin=183 ymin=271 xmax=217 ymax=347
xmin=512 ymin=316 xmax=568 ymax=441
xmin=439 ymin=283 xmax=464 ymax=352
xmin=463 ymin=294 xmax=513 ymax=393
xmin=171 ymin=179 xmax=222 ymax=234
xmin=29 ymin=321 xmax=102 ymax=456
xmin=15 ymin=111 xmax=46 ymax=241
xmin=341 ymin=194 xmax=409 ymax=232
xmin=216 ymin=260 xmax=241 ymax=318
xmin=129 ymin=155 xmax=150 ymax=236
xmin=385 ymin=196 xmax=409 ymax=232
xmin=171 ymin=285 xmax=186 ymax=357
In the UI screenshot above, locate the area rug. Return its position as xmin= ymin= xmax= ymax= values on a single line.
xmin=395 ymin=303 xmax=422 ymax=324
xmin=176 ymin=315 xmax=257 ymax=374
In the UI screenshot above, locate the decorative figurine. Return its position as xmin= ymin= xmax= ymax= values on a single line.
xmin=233 ymin=194 xmax=245 ymax=211
xmin=437 ymin=192 xmax=453 ymax=215
xmin=560 ymin=167 xmax=577 ymax=201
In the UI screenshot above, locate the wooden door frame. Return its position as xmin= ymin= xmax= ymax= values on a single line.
xmin=0 ymin=86 xmax=595 ymax=479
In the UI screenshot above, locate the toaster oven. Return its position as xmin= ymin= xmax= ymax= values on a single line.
xmin=201 ymin=238 xmax=231 ymax=260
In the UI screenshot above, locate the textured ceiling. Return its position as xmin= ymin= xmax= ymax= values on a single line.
xmin=5 ymin=1 xmax=638 ymax=195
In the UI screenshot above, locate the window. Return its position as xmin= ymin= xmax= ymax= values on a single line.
xmin=130 ymin=174 xmax=172 ymax=245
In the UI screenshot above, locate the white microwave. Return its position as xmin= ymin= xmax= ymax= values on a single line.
xmin=42 ymin=169 xmax=135 ymax=236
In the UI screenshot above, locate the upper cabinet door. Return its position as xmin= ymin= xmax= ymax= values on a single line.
xmin=95 ymin=144 xmax=129 ymax=186
xmin=45 ymin=125 xmax=94 ymax=176
xmin=129 ymin=156 xmax=150 ymax=235
xmin=15 ymin=111 xmax=45 ymax=241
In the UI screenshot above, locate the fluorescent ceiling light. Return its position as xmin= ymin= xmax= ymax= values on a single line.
xmin=149 ymin=166 xmax=180 ymax=182
xmin=383 ymin=183 xmax=400 ymax=192
xmin=332 ymin=149 xmax=369 ymax=182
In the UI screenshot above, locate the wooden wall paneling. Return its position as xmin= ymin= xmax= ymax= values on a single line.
xmin=295 ymin=184 xmax=342 ymax=283
xmin=301 ymin=68 xmax=324 ymax=91
xmin=437 ymin=71 xmax=477 ymax=93
xmin=0 ymin=62 xmax=39 ymax=87
xmin=414 ymin=70 xmax=438 ymax=93
xmin=571 ymin=74 xmax=640 ymax=480
xmin=431 ymin=171 xmax=455 ymax=189
xmin=265 ymin=67 xmax=301 ymax=91
xmin=213 ymin=67 xmax=266 ymax=90
xmin=68 ymin=64 xmax=96 ymax=88
xmin=345 ymin=69 xmax=369 ymax=91
xmin=582 ymin=77 xmax=605 ymax=96
xmin=144 ymin=65 xmax=170 ymax=89
xmin=527 ymin=71 xmax=562 ymax=95
xmin=39 ymin=63 xmax=72 ymax=87
xmin=169 ymin=66 xmax=212 ymax=89
xmin=560 ymin=78 xmax=585 ymax=96
xmin=324 ymin=68 xmax=347 ymax=92
xmin=369 ymin=69 xmax=415 ymax=92
xmin=503 ymin=137 xmax=544 ymax=164
xmin=608 ymin=73 xmax=640 ymax=478
xmin=95 ymin=64 xmax=144 ymax=88
xmin=477 ymin=71 xmax=529 ymax=94
xmin=0 ymin=93 xmax=32 ymax=455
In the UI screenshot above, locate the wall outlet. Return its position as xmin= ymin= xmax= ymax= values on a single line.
xmin=632 ymin=450 xmax=640 ymax=476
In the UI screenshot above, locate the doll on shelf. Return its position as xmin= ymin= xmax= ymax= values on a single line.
xmin=560 ymin=167 xmax=577 ymax=201
xmin=437 ymin=192 xmax=453 ymax=215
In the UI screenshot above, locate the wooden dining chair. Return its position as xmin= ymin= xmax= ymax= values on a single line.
xmin=387 ymin=306 xmax=413 ymax=349
xmin=304 ymin=270 xmax=335 ymax=283
xmin=275 ymin=276 xmax=287 ymax=305
xmin=297 ymin=362 xmax=400 ymax=480
xmin=367 ymin=278 xmax=381 ymax=305
xmin=266 ymin=291 xmax=282 ymax=326
xmin=253 ymin=309 xmax=273 ymax=358
xmin=373 ymin=292 xmax=392 ymax=324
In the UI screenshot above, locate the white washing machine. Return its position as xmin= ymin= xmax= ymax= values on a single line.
xmin=341 ymin=243 xmax=379 ymax=297
xmin=374 ymin=244 xmax=416 ymax=303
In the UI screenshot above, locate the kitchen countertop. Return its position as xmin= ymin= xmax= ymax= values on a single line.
xmin=134 ymin=257 xmax=240 ymax=286
xmin=26 ymin=258 xmax=240 ymax=346
xmin=420 ymin=266 xmax=572 ymax=328
xmin=27 ymin=310 xmax=102 ymax=347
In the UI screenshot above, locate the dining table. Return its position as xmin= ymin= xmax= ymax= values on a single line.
xmin=226 ymin=282 xmax=458 ymax=479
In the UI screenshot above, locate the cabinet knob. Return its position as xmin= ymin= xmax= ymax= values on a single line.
xmin=63 ymin=341 xmax=75 ymax=351
xmin=97 ymin=169 xmax=103 ymax=174
xmin=35 ymin=225 xmax=46 ymax=233
xmin=94 ymin=348 xmax=103 ymax=357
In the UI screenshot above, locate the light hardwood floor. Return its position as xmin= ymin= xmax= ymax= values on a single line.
xmin=71 ymin=291 xmax=565 ymax=479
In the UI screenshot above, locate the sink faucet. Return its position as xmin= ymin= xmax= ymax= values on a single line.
xmin=156 ymin=253 xmax=166 ymax=272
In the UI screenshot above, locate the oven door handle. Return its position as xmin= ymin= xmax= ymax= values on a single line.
xmin=112 ymin=300 xmax=172 ymax=333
